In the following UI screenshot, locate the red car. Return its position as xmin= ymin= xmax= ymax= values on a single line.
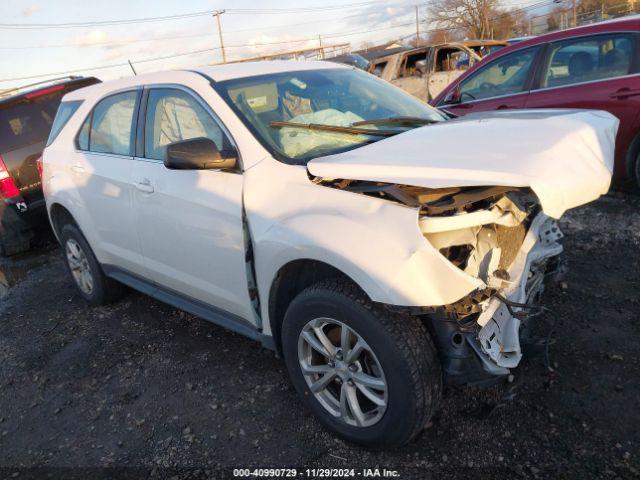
xmin=431 ymin=17 xmax=640 ymax=186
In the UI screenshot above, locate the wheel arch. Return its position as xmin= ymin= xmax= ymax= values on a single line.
xmin=48 ymin=202 xmax=78 ymax=241
xmin=267 ymin=258 xmax=367 ymax=355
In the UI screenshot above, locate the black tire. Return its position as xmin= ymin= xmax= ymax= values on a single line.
xmin=281 ymin=279 xmax=442 ymax=448
xmin=0 ymin=235 xmax=30 ymax=257
xmin=59 ymin=223 xmax=123 ymax=305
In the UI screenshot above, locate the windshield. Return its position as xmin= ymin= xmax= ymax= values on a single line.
xmin=0 ymin=91 xmax=63 ymax=153
xmin=215 ymin=68 xmax=446 ymax=164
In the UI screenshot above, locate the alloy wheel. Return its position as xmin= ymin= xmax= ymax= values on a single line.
xmin=65 ymin=238 xmax=94 ymax=295
xmin=297 ymin=317 xmax=388 ymax=427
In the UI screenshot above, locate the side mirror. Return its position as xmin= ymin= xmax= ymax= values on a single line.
xmin=164 ymin=137 xmax=237 ymax=171
xmin=444 ymin=87 xmax=462 ymax=105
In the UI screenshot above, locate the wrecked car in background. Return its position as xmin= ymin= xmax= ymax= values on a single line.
xmin=369 ymin=40 xmax=508 ymax=101
xmin=42 ymin=61 xmax=616 ymax=448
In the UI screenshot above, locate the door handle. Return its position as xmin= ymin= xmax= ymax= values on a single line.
xmin=609 ymin=88 xmax=640 ymax=99
xmin=497 ymin=104 xmax=513 ymax=109
xmin=71 ymin=164 xmax=85 ymax=173
xmin=133 ymin=180 xmax=154 ymax=193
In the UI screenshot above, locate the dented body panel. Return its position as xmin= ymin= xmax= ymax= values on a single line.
xmin=308 ymin=109 xmax=618 ymax=219
xmin=243 ymin=158 xmax=485 ymax=337
xmin=246 ymin=110 xmax=615 ymax=374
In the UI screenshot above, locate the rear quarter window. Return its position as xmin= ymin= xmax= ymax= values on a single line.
xmin=0 ymin=90 xmax=63 ymax=153
xmin=46 ymin=100 xmax=82 ymax=146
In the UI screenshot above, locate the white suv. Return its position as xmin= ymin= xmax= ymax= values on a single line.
xmin=42 ymin=61 xmax=616 ymax=447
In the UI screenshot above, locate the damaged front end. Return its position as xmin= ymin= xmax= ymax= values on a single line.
xmin=417 ymin=185 xmax=564 ymax=374
xmin=313 ymin=177 xmax=565 ymax=380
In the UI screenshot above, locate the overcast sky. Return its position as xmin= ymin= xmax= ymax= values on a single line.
xmin=0 ymin=0 xmax=533 ymax=90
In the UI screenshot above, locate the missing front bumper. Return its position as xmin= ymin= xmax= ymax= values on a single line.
xmin=432 ymin=214 xmax=564 ymax=376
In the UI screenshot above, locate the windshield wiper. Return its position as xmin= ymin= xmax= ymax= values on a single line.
xmin=352 ymin=116 xmax=440 ymax=127
xmin=270 ymin=121 xmax=398 ymax=137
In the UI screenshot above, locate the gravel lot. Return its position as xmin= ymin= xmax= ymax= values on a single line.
xmin=0 ymin=192 xmax=638 ymax=479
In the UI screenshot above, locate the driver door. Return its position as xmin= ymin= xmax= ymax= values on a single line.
xmin=131 ymin=86 xmax=256 ymax=324
xmin=438 ymin=46 xmax=541 ymax=116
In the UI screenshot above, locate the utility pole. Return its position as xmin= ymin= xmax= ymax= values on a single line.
xmin=213 ymin=10 xmax=226 ymax=64
xmin=318 ymin=34 xmax=324 ymax=59
xmin=415 ymin=5 xmax=420 ymax=46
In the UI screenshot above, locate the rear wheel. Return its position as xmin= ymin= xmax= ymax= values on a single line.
xmin=0 ymin=210 xmax=33 ymax=257
xmin=60 ymin=223 xmax=123 ymax=305
xmin=281 ymin=279 xmax=442 ymax=448
xmin=0 ymin=234 xmax=30 ymax=257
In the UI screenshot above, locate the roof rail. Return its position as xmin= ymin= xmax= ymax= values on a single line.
xmin=0 ymin=75 xmax=84 ymax=100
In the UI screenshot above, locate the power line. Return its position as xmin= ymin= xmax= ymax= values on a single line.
xmin=0 ymin=10 xmax=214 ymax=29
xmin=224 ymin=2 xmax=386 ymax=14
xmin=0 ymin=21 xmax=418 ymax=83
xmin=0 ymin=0 xmax=556 ymax=84
xmin=0 ymin=0 xmax=550 ymax=50
xmin=0 ymin=1 xmax=389 ymax=29
xmin=0 ymin=31 xmax=217 ymax=50
xmin=0 ymin=11 xmax=418 ymax=50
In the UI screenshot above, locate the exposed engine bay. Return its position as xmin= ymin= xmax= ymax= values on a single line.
xmin=312 ymin=176 xmax=565 ymax=375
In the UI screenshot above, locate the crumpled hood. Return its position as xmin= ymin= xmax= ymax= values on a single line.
xmin=307 ymin=109 xmax=618 ymax=218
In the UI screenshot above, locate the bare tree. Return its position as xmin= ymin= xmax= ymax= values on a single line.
xmin=428 ymin=0 xmax=502 ymax=38
xmin=491 ymin=7 xmax=531 ymax=38
xmin=545 ymin=5 xmax=566 ymax=32
xmin=424 ymin=28 xmax=464 ymax=45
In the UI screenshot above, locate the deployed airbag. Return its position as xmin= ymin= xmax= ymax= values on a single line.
xmin=279 ymin=109 xmax=365 ymax=158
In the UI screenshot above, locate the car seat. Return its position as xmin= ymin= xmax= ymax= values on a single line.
xmin=568 ymin=51 xmax=594 ymax=81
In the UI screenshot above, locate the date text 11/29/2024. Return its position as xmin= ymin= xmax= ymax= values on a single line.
xmin=233 ymin=468 xmax=400 ymax=478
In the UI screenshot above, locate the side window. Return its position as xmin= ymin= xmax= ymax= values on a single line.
xmin=89 ymin=91 xmax=138 ymax=156
xmin=47 ymin=100 xmax=82 ymax=147
xmin=542 ymin=34 xmax=634 ymax=89
xmin=77 ymin=113 xmax=90 ymax=150
xmin=400 ymin=51 xmax=427 ymax=78
xmin=457 ymin=47 xmax=539 ymax=102
xmin=371 ymin=61 xmax=387 ymax=77
xmin=435 ymin=48 xmax=467 ymax=72
xmin=144 ymin=88 xmax=229 ymax=161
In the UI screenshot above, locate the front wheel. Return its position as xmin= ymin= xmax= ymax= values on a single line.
xmin=281 ymin=279 xmax=442 ymax=448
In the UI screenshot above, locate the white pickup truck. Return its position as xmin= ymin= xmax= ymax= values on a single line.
xmin=42 ymin=61 xmax=616 ymax=447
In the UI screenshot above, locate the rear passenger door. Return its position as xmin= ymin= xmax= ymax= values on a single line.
xmin=525 ymin=33 xmax=640 ymax=171
xmin=131 ymin=86 xmax=255 ymax=323
xmin=74 ymin=89 xmax=145 ymax=275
